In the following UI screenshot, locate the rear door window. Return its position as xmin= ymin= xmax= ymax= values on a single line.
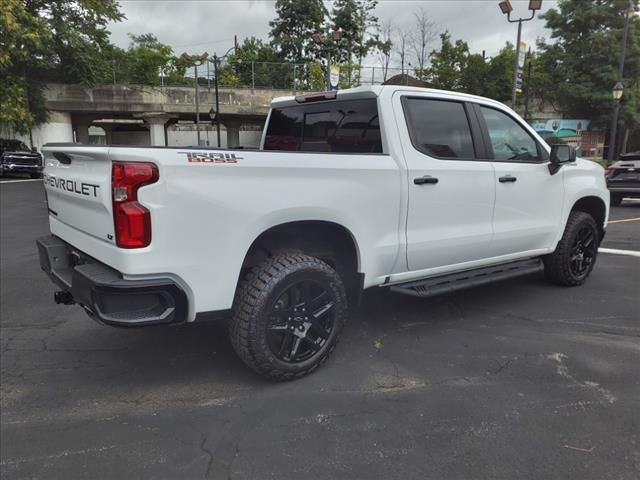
xmin=402 ymin=98 xmax=476 ymax=159
xmin=264 ymin=99 xmax=382 ymax=153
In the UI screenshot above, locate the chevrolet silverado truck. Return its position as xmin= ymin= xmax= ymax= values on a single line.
xmin=0 ymin=138 xmax=42 ymax=178
xmin=37 ymin=86 xmax=609 ymax=380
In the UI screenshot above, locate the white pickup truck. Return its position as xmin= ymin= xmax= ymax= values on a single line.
xmin=37 ymin=86 xmax=609 ymax=380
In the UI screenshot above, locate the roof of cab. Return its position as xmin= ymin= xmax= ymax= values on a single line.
xmin=270 ymin=84 xmax=510 ymax=111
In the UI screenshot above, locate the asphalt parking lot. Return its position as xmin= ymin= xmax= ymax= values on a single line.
xmin=1 ymin=179 xmax=639 ymax=479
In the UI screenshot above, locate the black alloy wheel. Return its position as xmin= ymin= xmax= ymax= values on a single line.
xmin=569 ymin=226 xmax=597 ymax=279
xmin=266 ymin=279 xmax=336 ymax=363
xmin=543 ymin=211 xmax=600 ymax=286
xmin=229 ymin=252 xmax=348 ymax=380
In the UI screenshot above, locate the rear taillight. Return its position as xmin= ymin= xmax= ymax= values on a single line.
xmin=111 ymin=162 xmax=159 ymax=248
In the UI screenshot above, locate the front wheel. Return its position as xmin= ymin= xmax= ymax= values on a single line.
xmin=543 ymin=211 xmax=600 ymax=286
xmin=229 ymin=252 xmax=348 ymax=380
xmin=30 ymin=172 xmax=42 ymax=179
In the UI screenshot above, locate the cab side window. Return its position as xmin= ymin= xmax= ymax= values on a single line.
xmin=480 ymin=106 xmax=540 ymax=162
xmin=402 ymin=98 xmax=476 ymax=160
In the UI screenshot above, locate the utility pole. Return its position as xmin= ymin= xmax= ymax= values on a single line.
xmin=607 ymin=0 xmax=633 ymax=164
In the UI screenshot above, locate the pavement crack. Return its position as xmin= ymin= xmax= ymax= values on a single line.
xmin=199 ymin=436 xmax=215 ymax=480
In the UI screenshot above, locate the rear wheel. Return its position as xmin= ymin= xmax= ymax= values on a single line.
xmin=610 ymin=193 xmax=623 ymax=207
xmin=229 ymin=252 xmax=348 ymax=380
xmin=543 ymin=211 xmax=599 ymax=286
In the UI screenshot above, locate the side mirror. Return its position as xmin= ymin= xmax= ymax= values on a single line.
xmin=548 ymin=144 xmax=576 ymax=174
xmin=31 ymin=147 xmax=38 ymax=153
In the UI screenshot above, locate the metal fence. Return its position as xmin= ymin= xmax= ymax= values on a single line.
xmin=158 ymin=61 xmax=418 ymax=91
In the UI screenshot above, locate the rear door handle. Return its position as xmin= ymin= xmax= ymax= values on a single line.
xmin=499 ymin=175 xmax=517 ymax=183
xmin=414 ymin=175 xmax=439 ymax=185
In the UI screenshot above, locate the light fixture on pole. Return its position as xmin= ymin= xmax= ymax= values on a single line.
xmin=312 ymin=29 xmax=343 ymax=90
xmin=498 ymin=0 xmax=542 ymax=109
xmin=613 ymin=81 xmax=624 ymax=102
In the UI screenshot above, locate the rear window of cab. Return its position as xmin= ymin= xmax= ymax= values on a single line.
xmin=264 ymin=98 xmax=383 ymax=153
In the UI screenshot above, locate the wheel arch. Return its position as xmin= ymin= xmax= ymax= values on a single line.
xmin=570 ymin=195 xmax=607 ymax=240
xmin=239 ymin=220 xmax=363 ymax=299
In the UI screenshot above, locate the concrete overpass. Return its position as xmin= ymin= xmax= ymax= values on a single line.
xmin=36 ymin=84 xmax=296 ymax=147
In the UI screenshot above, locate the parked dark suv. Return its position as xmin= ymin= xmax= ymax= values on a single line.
xmin=607 ymin=151 xmax=640 ymax=206
xmin=0 ymin=139 xmax=43 ymax=179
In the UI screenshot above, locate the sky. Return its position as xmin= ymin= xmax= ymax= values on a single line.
xmin=108 ymin=0 xmax=559 ymax=67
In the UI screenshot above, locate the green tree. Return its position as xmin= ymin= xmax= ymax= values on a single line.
xmin=483 ymin=44 xmax=515 ymax=102
xmin=308 ymin=61 xmax=326 ymax=90
xmin=269 ymin=0 xmax=326 ymax=64
xmin=538 ymin=0 xmax=640 ymax=141
xmin=427 ymin=31 xmax=470 ymax=91
xmin=222 ymin=37 xmax=288 ymax=88
xmin=426 ymin=32 xmax=514 ymax=102
xmin=331 ymin=0 xmax=383 ymax=83
xmin=124 ymin=34 xmax=175 ymax=85
xmin=459 ymin=53 xmax=489 ymax=96
xmin=0 ymin=0 xmax=124 ymax=134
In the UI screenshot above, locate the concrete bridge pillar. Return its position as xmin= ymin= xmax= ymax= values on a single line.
xmin=224 ymin=120 xmax=242 ymax=148
xmin=99 ymin=124 xmax=114 ymax=145
xmin=74 ymin=120 xmax=91 ymax=144
xmin=140 ymin=113 xmax=170 ymax=146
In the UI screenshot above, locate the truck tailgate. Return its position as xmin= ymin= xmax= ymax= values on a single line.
xmin=42 ymin=146 xmax=115 ymax=244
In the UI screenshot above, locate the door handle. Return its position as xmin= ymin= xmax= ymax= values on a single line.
xmin=414 ymin=175 xmax=439 ymax=185
xmin=499 ymin=175 xmax=517 ymax=183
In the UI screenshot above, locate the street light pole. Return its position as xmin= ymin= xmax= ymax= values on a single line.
xmin=210 ymin=46 xmax=235 ymax=148
xmin=194 ymin=63 xmax=201 ymax=146
xmin=213 ymin=54 xmax=220 ymax=147
xmin=607 ymin=0 xmax=633 ymax=164
xmin=498 ymin=1 xmax=542 ymax=109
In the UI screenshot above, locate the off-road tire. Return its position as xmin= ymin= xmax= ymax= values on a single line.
xmin=229 ymin=252 xmax=348 ymax=381
xmin=543 ymin=211 xmax=599 ymax=286
xmin=610 ymin=194 xmax=623 ymax=207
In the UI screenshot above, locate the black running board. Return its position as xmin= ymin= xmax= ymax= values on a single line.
xmin=389 ymin=258 xmax=543 ymax=298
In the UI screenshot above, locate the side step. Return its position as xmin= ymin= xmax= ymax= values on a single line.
xmin=389 ymin=258 xmax=543 ymax=298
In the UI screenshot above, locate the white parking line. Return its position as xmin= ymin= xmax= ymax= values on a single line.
xmin=0 ymin=179 xmax=42 ymax=184
xmin=599 ymin=248 xmax=640 ymax=258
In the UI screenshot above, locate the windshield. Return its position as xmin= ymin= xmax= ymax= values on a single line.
xmin=1 ymin=140 xmax=30 ymax=151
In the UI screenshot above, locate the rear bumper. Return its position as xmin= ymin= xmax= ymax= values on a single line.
xmin=37 ymin=235 xmax=188 ymax=327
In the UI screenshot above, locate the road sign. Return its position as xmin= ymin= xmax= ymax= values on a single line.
xmin=515 ymin=41 xmax=526 ymax=94
xmin=329 ymin=65 xmax=340 ymax=91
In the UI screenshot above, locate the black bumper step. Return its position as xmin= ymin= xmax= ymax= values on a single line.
xmin=37 ymin=235 xmax=188 ymax=326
